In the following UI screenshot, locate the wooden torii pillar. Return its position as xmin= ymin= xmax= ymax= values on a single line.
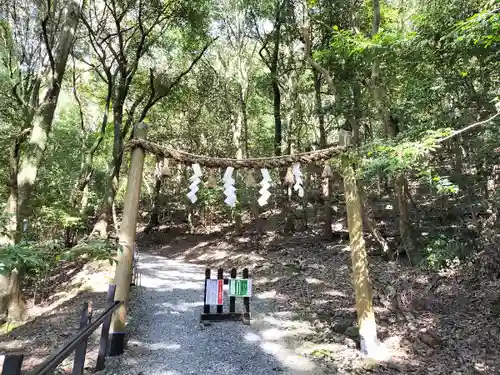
xmin=342 ymin=154 xmax=379 ymax=357
xmin=109 ymin=122 xmax=147 ymax=356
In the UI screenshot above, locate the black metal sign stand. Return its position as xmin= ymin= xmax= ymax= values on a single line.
xmin=200 ymin=267 xmax=251 ymax=327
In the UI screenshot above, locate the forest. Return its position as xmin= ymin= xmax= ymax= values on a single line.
xmin=0 ymin=0 xmax=499 ymax=373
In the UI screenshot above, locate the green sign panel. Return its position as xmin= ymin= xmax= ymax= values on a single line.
xmin=229 ymin=278 xmax=252 ymax=297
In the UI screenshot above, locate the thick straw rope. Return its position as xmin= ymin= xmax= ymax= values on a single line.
xmin=126 ymin=139 xmax=345 ymax=169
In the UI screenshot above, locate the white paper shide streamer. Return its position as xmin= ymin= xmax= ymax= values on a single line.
xmin=223 ymin=167 xmax=237 ymax=207
xmin=258 ymin=168 xmax=272 ymax=206
xmin=292 ymin=163 xmax=304 ymax=197
xmin=186 ymin=163 xmax=202 ymax=203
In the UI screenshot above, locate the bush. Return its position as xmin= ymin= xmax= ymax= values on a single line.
xmin=422 ymin=233 xmax=476 ymax=270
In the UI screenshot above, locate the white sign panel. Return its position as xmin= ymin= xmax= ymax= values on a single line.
xmin=205 ymin=279 xmax=224 ymax=305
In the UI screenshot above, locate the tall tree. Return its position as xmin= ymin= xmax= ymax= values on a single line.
xmin=0 ymin=0 xmax=83 ymax=319
xmin=80 ymin=0 xmax=212 ymax=236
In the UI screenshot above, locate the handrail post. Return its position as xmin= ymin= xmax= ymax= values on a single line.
xmin=109 ymin=123 xmax=147 ymax=356
xmin=2 ymin=354 xmax=23 ymax=375
xmin=71 ymin=301 xmax=92 ymax=375
xmin=95 ymin=284 xmax=116 ymax=371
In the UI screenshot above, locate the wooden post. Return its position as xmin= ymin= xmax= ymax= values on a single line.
xmin=342 ymin=156 xmax=379 ymax=356
xmin=109 ymin=123 xmax=147 ymax=356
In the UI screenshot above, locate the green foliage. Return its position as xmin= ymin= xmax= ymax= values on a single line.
xmin=0 ymin=242 xmax=49 ymax=275
xmin=0 ymin=238 xmax=117 ymax=277
xmin=422 ymin=233 xmax=475 ymax=270
xmin=31 ymin=205 xmax=84 ymax=242
xmin=59 ymin=238 xmax=118 ymax=265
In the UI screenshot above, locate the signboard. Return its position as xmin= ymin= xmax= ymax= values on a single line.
xmin=205 ymin=279 xmax=224 ymax=305
xmin=229 ymin=278 xmax=252 ymax=297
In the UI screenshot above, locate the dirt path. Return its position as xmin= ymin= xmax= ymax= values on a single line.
xmin=100 ymin=253 xmax=324 ymax=375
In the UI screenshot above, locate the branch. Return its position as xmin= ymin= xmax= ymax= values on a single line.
xmin=259 ymin=41 xmax=272 ymax=70
xmin=41 ymin=0 xmax=55 ymax=73
xmin=12 ymin=81 xmax=28 ymax=108
xmin=72 ymin=56 xmax=85 ymax=133
xmin=438 ymin=112 xmax=500 ymax=143
xmin=302 ymin=25 xmax=336 ymax=96
xmin=138 ymin=39 xmax=216 ymax=121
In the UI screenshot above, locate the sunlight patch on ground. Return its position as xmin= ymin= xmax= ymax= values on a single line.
xmin=305 ymin=277 xmax=324 ymax=285
xmin=323 ymin=288 xmax=347 ymax=297
xmin=148 ymin=280 xmax=202 ymax=291
xmin=374 ymin=306 xmax=390 ymax=314
xmin=259 ymin=313 xmax=314 ymax=334
xmin=254 ymin=290 xmax=278 ymax=299
xmin=256 ymin=276 xmax=283 ymax=284
xmin=364 ymin=340 xmax=409 ymax=363
xmin=299 ymin=342 xmax=348 ymax=356
xmin=241 ymin=330 xmax=317 ymax=372
xmin=260 ymin=341 xmax=316 ymax=371
xmin=148 ymin=342 xmax=182 ymax=351
xmin=148 ymin=269 xmax=202 ymax=280
xmin=159 ymin=301 xmax=204 ymax=312
xmin=311 ymin=298 xmax=331 ymax=306
xmin=196 ymin=249 xmax=230 ymax=261
xmin=259 ymin=326 xmax=309 ymax=341
xmin=191 ymin=241 xmax=211 ymax=250
xmin=0 ymin=338 xmax=32 ymax=350
xmin=128 ymin=339 xmax=182 ymax=351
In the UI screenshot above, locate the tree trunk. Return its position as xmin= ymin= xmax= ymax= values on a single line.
xmin=314 ymin=70 xmax=327 ymax=148
xmin=314 ymin=71 xmax=333 ymax=239
xmin=301 ymin=169 xmax=311 ymax=230
xmin=70 ymin=104 xmax=110 ymax=209
xmin=395 ymin=173 xmax=413 ymax=262
xmin=1 ymin=1 xmax=82 ymax=320
xmin=3 ymin=130 xmax=27 ymax=244
xmin=233 ymin=109 xmax=244 ymax=235
xmin=343 ymin=158 xmax=379 ymax=356
xmin=371 ymin=0 xmax=413 ymax=263
xmin=17 ymin=1 xmax=83 ymax=223
xmin=271 ymin=10 xmax=282 ymax=157
xmin=322 ymin=176 xmax=334 ymax=240
xmin=7 ymin=269 xmax=25 ymax=320
xmin=92 ymin=71 xmax=129 ymax=237
xmin=284 ymin=185 xmax=294 ymax=235
xmin=145 ymin=156 xmax=164 ymax=233
xmin=358 ymin=182 xmax=391 ymax=258
xmin=80 ymin=183 xmax=90 ymax=215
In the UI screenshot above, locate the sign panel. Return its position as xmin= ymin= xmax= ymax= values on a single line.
xmin=205 ymin=279 xmax=224 ymax=305
xmin=229 ymin=278 xmax=252 ymax=297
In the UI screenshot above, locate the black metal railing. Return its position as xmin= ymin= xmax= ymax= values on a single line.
xmin=2 ymin=284 xmax=121 ymax=375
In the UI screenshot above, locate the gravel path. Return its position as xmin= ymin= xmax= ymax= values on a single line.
xmin=100 ymin=253 xmax=324 ymax=375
